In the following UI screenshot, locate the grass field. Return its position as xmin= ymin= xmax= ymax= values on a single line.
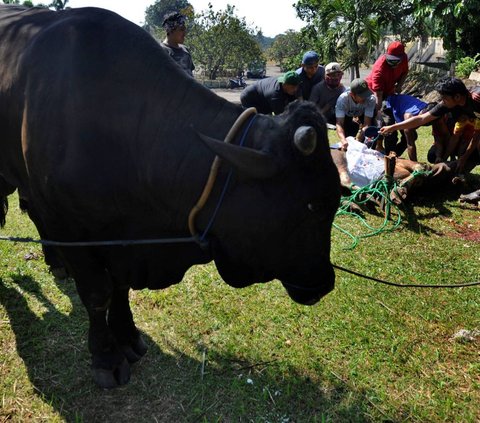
xmin=0 ymin=127 xmax=479 ymax=422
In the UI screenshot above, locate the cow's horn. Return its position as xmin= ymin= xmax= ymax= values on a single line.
xmin=197 ymin=132 xmax=280 ymax=179
xmin=294 ymin=126 xmax=317 ymax=156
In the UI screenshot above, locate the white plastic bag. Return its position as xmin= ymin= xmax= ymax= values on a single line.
xmin=345 ymin=137 xmax=385 ymax=187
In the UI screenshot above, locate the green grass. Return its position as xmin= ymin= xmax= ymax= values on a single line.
xmin=1 ymin=128 xmax=479 ymax=422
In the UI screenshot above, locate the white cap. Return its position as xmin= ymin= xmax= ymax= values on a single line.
xmin=325 ymin=62 xmax=342 ymax=74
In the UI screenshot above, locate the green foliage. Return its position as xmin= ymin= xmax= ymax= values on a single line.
xmin=456 ymin=54 xmax=480 ymax=78
xmin=267 ymin=30 xmax=304 ymax=71
xmin=409 ymin=0 xmax=480 ymax=61
xmin=254 ymin=31 xmax=274 ymax=51
xmin=294 ymin=0 xmax=480 ymax=66
xmin=1 ymin=0 xmax=66 ymax=9
xmin=144 ymin=0 xmax=193 ymax=31
xmin=187 ymin=4 xmax=263 ymax=80
xmin=294 ymin=0 xmax=386 ymax=77
xmin=49 ymin=0 xmax=67 ymax=10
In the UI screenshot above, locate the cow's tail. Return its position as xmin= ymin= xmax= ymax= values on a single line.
xmin=0 ymin=195 xmax=8 ymax=228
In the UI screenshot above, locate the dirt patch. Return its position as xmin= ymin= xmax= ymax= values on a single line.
xmin=443 ymin=217 xmax=480 ymax=242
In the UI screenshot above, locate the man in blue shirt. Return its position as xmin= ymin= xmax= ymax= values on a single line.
xmin=384 ymin=94 xmax=427 ymax=160
xmin=295 ymin=51 xmax=325 ymax=101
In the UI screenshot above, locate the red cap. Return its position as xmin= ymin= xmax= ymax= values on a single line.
xmin=387 ymin=41 xmax=405 ymax=57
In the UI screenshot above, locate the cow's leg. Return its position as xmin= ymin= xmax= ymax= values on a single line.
xmin=21 ymin=199 xmax=69 ymax=279
xmin=459 ymin=188 xmax=480 ymax=204
xmin=63 ymin=250 xmax=131 ymax=389
xmin=107 ymin=286 xmax=148 ymax=364
xmin=0 ymin=176 xmax=16 ymax=227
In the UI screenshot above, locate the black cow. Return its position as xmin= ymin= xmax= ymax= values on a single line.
xmin=0 ymin=5 xmax=340 ymax=388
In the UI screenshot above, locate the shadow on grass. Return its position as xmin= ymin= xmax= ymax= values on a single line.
xmin=400 ymin=174 xmax=480 ymax=234
xmin=0 ymin=274 xmax=381 ymax=422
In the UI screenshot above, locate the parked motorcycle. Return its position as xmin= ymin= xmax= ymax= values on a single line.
xmin=228 ymin=72 xmax=247 ymax=89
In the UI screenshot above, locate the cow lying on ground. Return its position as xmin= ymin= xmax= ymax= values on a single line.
xmin=0 ymin=6 xmax=340 ymax=388
xmin=330 ymin=147 xmax=455 ymax=204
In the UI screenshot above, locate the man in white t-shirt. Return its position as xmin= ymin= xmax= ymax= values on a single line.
xmin=335 ymin=78 xmax=376 ymax=151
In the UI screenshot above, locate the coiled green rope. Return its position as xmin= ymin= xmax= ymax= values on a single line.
xmin=333 ymin=176 xmax=402 ymax=249
xmin=334 ymin=168 xmax=434 ymax=249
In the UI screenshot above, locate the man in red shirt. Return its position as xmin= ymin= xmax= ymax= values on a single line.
xmin=365 ymin=41 xmax=409 ymax=155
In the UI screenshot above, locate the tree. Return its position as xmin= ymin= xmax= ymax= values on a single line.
xmin=410 ymin=0 xmax=480 ymax=62
xmin=267 ymin=30 xmax=305 ymax=71
xmin=1 ymin=0 xmax=67 ymax=9
xmin=144 ymin=0 xmax=193 ymax=31
xmin=295 ymin=0 xmax=390 ymax=79
xmin=188 ymin=4 xmax=263 ymax=80
xmin=50 ymin=0 xmax=68 ymax=10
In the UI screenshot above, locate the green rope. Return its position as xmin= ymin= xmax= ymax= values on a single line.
xmin=333 ymin=176 xmax=402 ymax=249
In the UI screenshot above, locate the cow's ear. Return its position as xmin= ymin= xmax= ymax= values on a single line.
xmin=196 ymin=132 xmax=280 ymax=179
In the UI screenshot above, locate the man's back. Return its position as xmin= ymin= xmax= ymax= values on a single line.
xmin=241 ymin=77 xmax=295 ymax=115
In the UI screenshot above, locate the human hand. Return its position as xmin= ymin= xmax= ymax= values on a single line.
xmin=340 ymin=142 xmax=348 ymax=152
xmin=472 ymin=91 xmax=480 ymax=102
xmin=379 ymin=126 xmax=393 ymax=135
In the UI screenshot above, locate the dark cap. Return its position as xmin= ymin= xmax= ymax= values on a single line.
xmin=278 ymin=70 xmax=301 ymax=85
xmin=350 ymin=78 xmax=372 ymax=99
xmin=302 ymin=51 xmax=320 ymax=65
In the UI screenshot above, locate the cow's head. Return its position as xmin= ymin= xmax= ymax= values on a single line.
xmin=197 ymin=101 xmax=341 ymax=305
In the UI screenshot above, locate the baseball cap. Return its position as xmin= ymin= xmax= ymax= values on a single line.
xmin=325 ymin=62 xmax=342 ymax=74
xmin=386 ymin=41 xmax=405 ymax=61
xmin=350 ymin=78 xmax=372 ymax=99
xmin=302 ymin=51 xmax=320 ymax=65
xmin=278 ymin=70 xmax=301 ymax=85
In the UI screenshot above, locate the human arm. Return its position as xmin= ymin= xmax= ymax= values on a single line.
xmin=457 ymin=131 xmax=480 ymax=172
xmin=379 ymin=112 xmax=436 ymax=134
xmin=429 ymin=117 xmax=451 ymax=162
xmin=335 ymin=117 xmax=348 ymax=150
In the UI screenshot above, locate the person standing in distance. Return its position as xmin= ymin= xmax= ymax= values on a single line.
xmin=161 ymin=12 xmax=195 ymax=77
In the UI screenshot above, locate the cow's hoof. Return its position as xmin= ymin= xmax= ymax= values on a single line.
xmin=459 ymin=189 xmax=480 ymax=204
xmin=92 ymin=357 xmax=130 ymax=389
xmin=390 ymin=187 xmax=407 ymax=205
xmin=120 ymin=335 xmax=148 ymax=363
